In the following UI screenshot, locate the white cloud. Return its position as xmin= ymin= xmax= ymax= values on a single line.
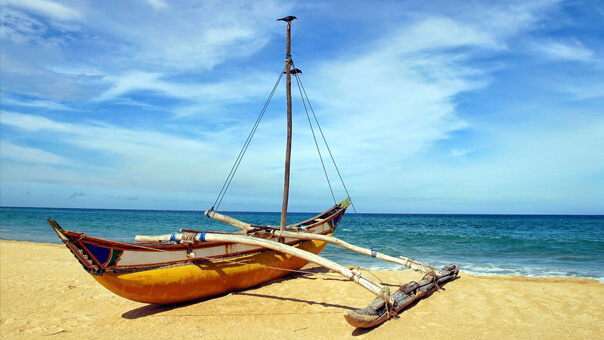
xmin=146 ymin=0 xmax=168 ymax=10
xmin=0 ymin=7 xmax=47 ymax=44
xmin=533 ymin=39 xmax=594 ymax=62
xmin=3 ymin=0 xmax=82 ymax=21
xmin=95 ymin=71 xmax=164 ymax=101
xmin=1 ymin=111 xmax=72 ymax=132
xmin=80 ymin=1 xmax=288 ymax=72
xmin=1 ymin=1 xmax=291 ymax=105
xmin=0 ymin=97 xmax=72 ymax=111
xmin=560 ymin=82 xmax=604 ymax=100
xmin=95 ymin=69 xmax=278 ymax=110
xmin=308 ymin=17 xmax=490 ymax=169
xmin=472 ymin=1 xmax=553 ymax=37
xmin=0 ymin=52 xmax=104 ymax=101
xmin=0 ymin=142 xmax=72 ymax=165
xmin=392 ymin=16 xmax=502 ymax=53
xmin=450 ymin=147 xmax=483 ymax=157
xmin=0 ymin=111 xmax=246 ymax=192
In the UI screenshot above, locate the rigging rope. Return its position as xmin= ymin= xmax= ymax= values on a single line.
xmin=293 ymin=68 xmax=357 ymax=213
xmin=291 ymin=61 xmax=336 ymax=205
xmin=211 ymin=60 xmax=356 ymax=213
xmin=211 ymin=64 xmax=288 ymax=212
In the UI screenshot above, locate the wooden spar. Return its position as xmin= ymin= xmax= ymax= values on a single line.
xmin=265 ymin=230 xmax=442 ymax=276
xmin=204 ymin=210 xmax=253 ymax=230
xmin=202 ymin=209 xmax=441 ymax=275
xmin=205 ymin=209 xmax=303 ymax=231
xmin=280 ymin=18 xmax=294 ymax=233
xmin=135 ymin=232 xmax=390 ymax=301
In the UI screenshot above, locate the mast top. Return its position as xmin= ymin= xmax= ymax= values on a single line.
xmin=277 ymin=16 xmax=297 ymax=22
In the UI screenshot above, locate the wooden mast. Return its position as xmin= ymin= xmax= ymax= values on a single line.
xmin=280 ymin=17 xmax=295 ymax=234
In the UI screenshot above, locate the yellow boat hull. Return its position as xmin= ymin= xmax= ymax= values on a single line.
xmin=49 ymin=199 xmax=350 ymax=305
xmin=92 ymin=238 xmax=328 ymax=304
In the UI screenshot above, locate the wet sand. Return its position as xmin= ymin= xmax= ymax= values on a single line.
xmin=1 ymin=240 xmax=602 ymax=339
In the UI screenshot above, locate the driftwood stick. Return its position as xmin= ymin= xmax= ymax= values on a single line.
xmin=135 ymin=232 xmax=390 ymax=302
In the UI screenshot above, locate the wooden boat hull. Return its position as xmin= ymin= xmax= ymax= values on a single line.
xmin=49 ymin=201 xmax=349 ymax=304
xmin=93 ymin=238 xmax=328 ymax=304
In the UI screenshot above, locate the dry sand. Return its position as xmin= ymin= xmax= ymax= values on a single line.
xmin=1 ymin=240 xmax=603 ymax=339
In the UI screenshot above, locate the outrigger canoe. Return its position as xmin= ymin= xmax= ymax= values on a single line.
xmin=48 ymin=17 xmax=458 ymax=328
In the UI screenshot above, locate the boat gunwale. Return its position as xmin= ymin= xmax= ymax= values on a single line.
xmin=50 ymin=202 xmax=348 ymax=274
xmin=52 ymin=203 xmax=347 ymax=251
xmin=57 ymin=204 xmax=345 ymax=251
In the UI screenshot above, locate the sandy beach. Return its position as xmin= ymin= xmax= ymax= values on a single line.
xmin=1 ymin=240 xmax=602 ymax=339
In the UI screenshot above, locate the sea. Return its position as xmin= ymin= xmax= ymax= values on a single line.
xmin=1 ymin=207 xmax=602 ymax=283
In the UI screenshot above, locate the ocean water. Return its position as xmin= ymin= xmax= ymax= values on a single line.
xmin=1 ymin=207 xmax=602 ymax=283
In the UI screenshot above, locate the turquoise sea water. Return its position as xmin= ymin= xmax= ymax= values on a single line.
xmin=1 ymin=207 xmax=602 ymax=282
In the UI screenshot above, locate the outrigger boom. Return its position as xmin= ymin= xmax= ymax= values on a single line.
xmin=202 ymin=209 xmax=444 ymax=276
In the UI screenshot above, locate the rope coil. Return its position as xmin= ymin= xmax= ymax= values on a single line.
xmin=181 ymin=232 xmax=197 ymax=244
xmin=351 ymin=270 xmax=362 ymax=284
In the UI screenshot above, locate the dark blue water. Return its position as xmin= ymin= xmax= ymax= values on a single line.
xmin=1 ymin=207 xmax=602 ymax=282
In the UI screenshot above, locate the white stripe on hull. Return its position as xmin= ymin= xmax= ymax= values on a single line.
xmin=117 ymin=221 xmax=331 ymax=267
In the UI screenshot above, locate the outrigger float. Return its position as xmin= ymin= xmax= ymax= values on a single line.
xmin=48 ymin=17 xmax=458 ymax=328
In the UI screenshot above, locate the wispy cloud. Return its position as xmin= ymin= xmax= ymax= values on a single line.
xmin=0 ymin=98 xmax=72 ymax=111
xmin=1 ymin=111 xmax=72 ymax=132
xmin=79 ymin=1 xmax=289 ymax=72
xmin=0 ymin=0 xmax=291 ymax=104
xmin=1 ymin=111 xmax=248 ymax=192
xmin=3 ymin=0 xmax=83 ymax=21
xmin=310 ymin=15 xmax=495 ymax=166
xmin=0 ymin=142 xmax=72 ymax=166
xmin=392 ymin=16 xmax=503 ymax=53
xmin=532 ymin=39 xmax=594 ymax=62
xmin=95 ymin=69 xmax=277 ymax=107
xmin=69 ymin=192 xmax=86 ymax=199
xmin=450 ymin=147 xmax=483 ymax=157
xmin=146 ymin=0 xmax=168 ymax=10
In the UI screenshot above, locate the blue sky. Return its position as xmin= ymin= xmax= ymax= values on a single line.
xmin=1 ymin=0 xmax=603 ymax=214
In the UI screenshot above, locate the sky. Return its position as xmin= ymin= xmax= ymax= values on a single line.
xmin=1 ymin=0 xmax=603 ymax=214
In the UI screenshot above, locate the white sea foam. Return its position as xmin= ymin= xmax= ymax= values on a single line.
xmin=356 ymin=261 xmax=604 ymax=283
